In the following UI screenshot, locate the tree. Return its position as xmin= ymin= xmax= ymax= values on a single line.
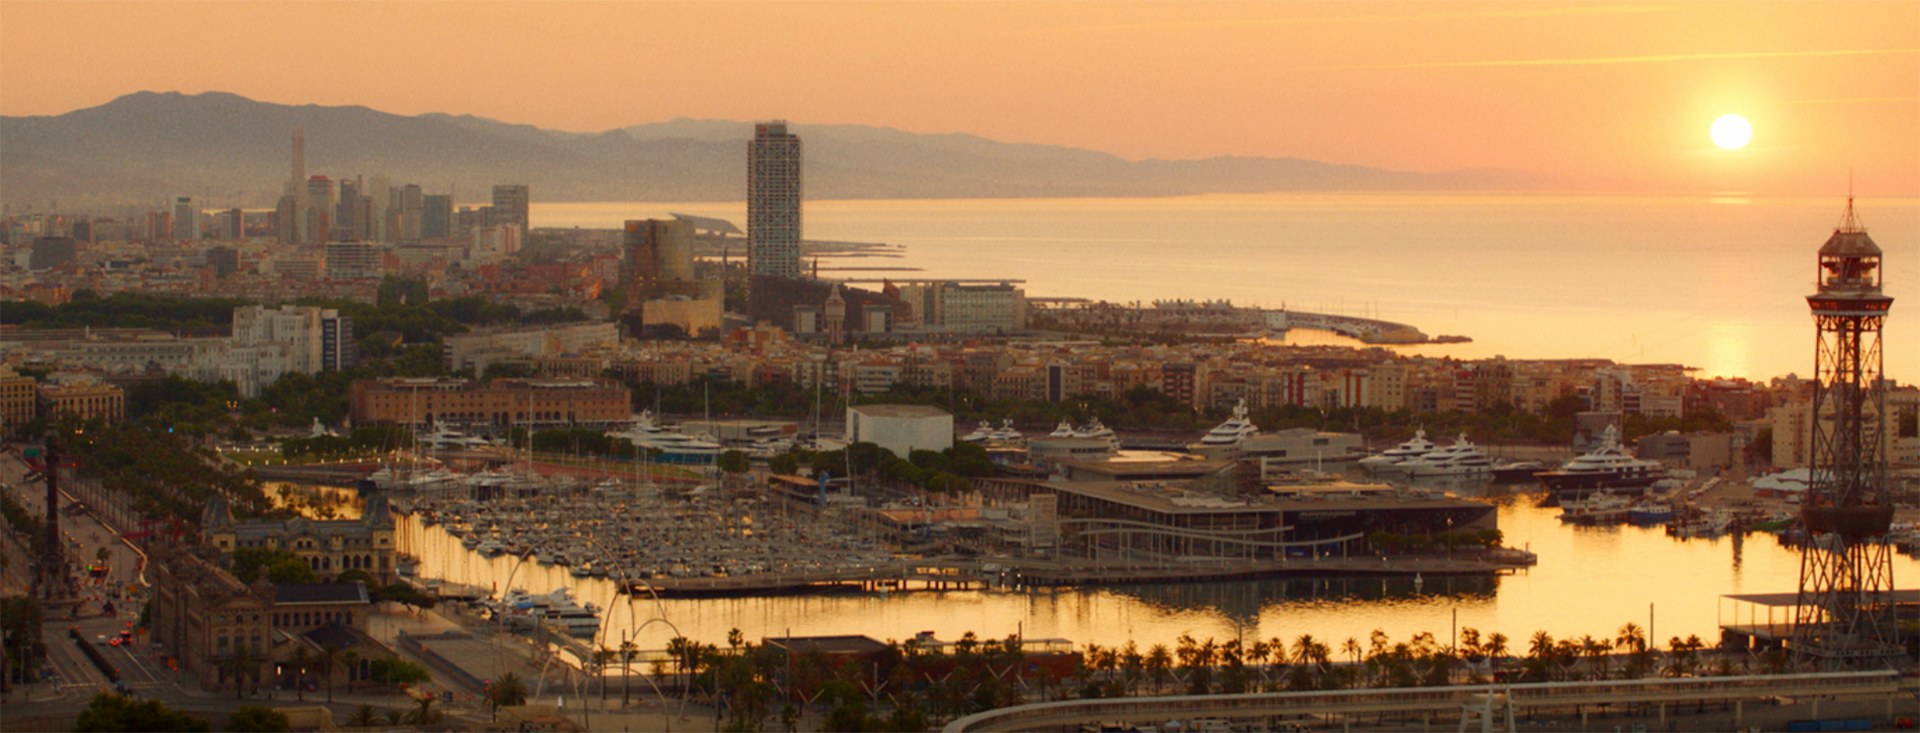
xmin=347 ymin=705 xmax=380 ymax=728
xmin=369 ymin=658 xmax=431 ymax=687
xmin=74 ymin=692 xmax=210 ymax=732
xmin=288 ymin=646 xmax=313 ymax=701
xmin=317 ymin=642 xmax=342 ymax=703
xmin=716 ymin=449 xmax=749 ymax=476
xmin=407 ymin=695 xmax=443 ymax=726
xmin=340 ymin=650 xmax=361 ymax=694
xmin=2 ymin=595 xmax=45 ymax=686
xmin=487 ymin=671 xmax=529 ymax=718
xmin=224 ymin=706 xmax=290 ymax=732
xmin=218 ymin=644 xmax=261 ymax=700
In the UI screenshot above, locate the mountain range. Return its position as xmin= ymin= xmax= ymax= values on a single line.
xmin=1 ymin=91 xmax=1557 ymax=209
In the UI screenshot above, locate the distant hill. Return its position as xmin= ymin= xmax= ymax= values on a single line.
xmin=1 ymin=91 xmax=1557 ymax=208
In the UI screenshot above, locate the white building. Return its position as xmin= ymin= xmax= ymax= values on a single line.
xmin=441 ymin=322 xmax=620 ymax=374
xmin=846 ymin=404 xmax=953 ymax=459
xmin=323 ymin=242 xmax=385 ymax=280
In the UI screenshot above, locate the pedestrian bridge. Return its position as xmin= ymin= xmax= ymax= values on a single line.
xmin=942 ymin=671 xmax=1903 ymax=732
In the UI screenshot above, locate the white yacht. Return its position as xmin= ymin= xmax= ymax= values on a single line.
xmin=1358 ymin=430 xmax=1441 ymax=474
xmin=1197 ymin=400 xmax=1260 ymax=448
xmin=419 ymin=426 xmax=495 ymax=452
xmin=988 ymin=419 xmax=1025 ymax=442
xmin=605 ymin=410 xmax=725 ymax=464
xmin=960 ymin=421 xmax=997 ymax=443
xmin=1535 ymin=425 xmax=1668 ymax=495
xmin=1400 ymin=434 xmax=1494 ymax=478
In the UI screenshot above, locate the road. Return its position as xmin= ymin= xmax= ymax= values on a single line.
xmin=2 ymin=451 xmax=171 ymax=705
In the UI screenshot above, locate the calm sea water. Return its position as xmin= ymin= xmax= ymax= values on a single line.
xmin=534 ymin=193 xmax=1920 ymax=383
xmin=389 ymin=492 xmax=1920 ymax=655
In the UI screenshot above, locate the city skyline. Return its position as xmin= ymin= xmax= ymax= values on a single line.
xmin=1 ymin=1 xmax=1915 ymax=196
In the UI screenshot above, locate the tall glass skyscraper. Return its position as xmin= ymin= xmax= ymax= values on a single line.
xmin=748 ymin=121 xmax=803 ymax=279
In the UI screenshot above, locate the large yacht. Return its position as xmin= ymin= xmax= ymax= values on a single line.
xmin=1399 ymin=434 xmax=1494 ymax=477
xmin=605 ymin=410 xmax=724 ymax=464
xmin=1534 ymin=425 xmax=1668 ymax=495
xmin=1358 ymin=430 xmax=1441 ymax=474
xmin=1196 ymin=400 xmax=1261 ymax=448
xmin=419 ymin=426 xmax=495 ymax=452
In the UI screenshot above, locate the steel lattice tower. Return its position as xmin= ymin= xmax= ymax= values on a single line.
xmin=1793 ymin=198 xmax=1899 ymax=665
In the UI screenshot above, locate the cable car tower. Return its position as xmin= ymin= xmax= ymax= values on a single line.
xmin=1793 ymin=197 xmax=1899 ymax=665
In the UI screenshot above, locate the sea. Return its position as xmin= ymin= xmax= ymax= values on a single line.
xmin=533 ymin=193 xmax=1920 ymax=383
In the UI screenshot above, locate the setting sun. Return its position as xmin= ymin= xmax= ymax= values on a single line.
xmin=1711 ymin=114 xmax=1753 ymax=150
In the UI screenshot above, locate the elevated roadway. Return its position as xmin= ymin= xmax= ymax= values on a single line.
xmin=943 ymin=671 xmax=1904 ymax=732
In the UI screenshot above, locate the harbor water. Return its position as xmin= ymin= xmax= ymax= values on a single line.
xmin=353 ymin=485 xmax=1920 ymax=655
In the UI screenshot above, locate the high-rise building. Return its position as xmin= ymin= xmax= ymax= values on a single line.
xmin=422 ymin=194 xmax=452 ymax=239
xmin=748 ymin=121 xmax=803 ymax=280
xmin=623 ymin=218 xmax=696 ymax=298
xmin=305 ymin=176 xmax=334 ymax=245
xmin=172 ymin=196 xmax=198 ymax=241
xmin=29 ymin=237 xmax=76 ymax=271
xmin=490 ymin=184 xmax=530 ymax=239
xmin=337 ymin=178 xmax=366 ymax=242
xmin=224 ymin=208 xmax=243 ymax=239
xmin=365 ymin=174 xmax=392 ymax=242
xmin=399 ymin=184 xmax=424 ymax=241
xmin=287 ymin=129 xmax=306 ymax=242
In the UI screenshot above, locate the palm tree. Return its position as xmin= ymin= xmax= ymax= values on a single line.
xmin=487 ymin=671 xmax=528 ymax=719
xmin=340 ymin=650 xmax=360 ymax=694
xmin=621 ymin=638 xmax=640 ymax=706
xmin=348 ymin=704 xmax=379 ymax=728
xmin=218 ymin=645 xmax=259 ymax=700
xmin=407 ymin=695 xmax=441 ymax=726
xmin=1145 ymin=644 xmax=1172 ymax=693
xmin=1341 ymin=638 xmax=1364 ymax=687
xmin=317 ymin=642 xmax=342 ymax=703
xmin=288 ymin=646 xmax=313 ymax=701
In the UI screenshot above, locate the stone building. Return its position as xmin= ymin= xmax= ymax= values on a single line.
xmin=149 ymin=538 xmax=392 ymax=693
xmin=202 ymin=493 xmax=398 ymax=580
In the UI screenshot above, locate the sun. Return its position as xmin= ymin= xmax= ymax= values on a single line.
xmin=1711 ymin=114 xmax=1752 ymax=150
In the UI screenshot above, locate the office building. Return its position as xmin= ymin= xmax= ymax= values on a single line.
xmin=748 ymin=121 xmax=803 ymax=280
xmin=422 ymin=194 xmax=452 ymax=239
xmin=29 ymin=236 xmax=76 ymax=270
xmin=323 ymin=241 xmax=384 ymax=281
xmin=490 ymin=184 xmax=530 ymax=239
xmin=623 ymin=218 xmax=696 ymax=296
xmin=304 ymin=176 xmax=334 ymax=245
xmin=172 ymin=196 xmax=198 ymax=241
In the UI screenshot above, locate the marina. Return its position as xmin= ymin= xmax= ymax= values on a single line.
xmin=299 ymin=463 xmax=1920 ymax=657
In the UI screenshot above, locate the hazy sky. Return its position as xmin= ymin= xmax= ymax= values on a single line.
xmin=3 ymin=1 xmax=1915 ymax=194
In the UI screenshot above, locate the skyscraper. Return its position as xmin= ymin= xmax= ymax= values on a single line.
xmin=287 ymin=129 xmax=306 ymax=242
xmin=305 ymin=176 xmax=334 ymax=244
xmin=490 ymin=184 xmax=530 ymax=240
xmin=623 ymin=218 xmax=695 ymax=298
xmin=337 ymin=178 xmax=366 ymax=242
xmin=172 ymin=196 xmax=197 ymax=241
xmin=399 ymin=184 xmax=424 ymax=241
xmin=423 ymin=194 xmax=452 ymax=239
xmin=748 ymin=121 xmax=803 ymax=280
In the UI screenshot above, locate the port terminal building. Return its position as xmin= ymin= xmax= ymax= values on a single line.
xmin=973 ymin=468 xmax=1496 ymax=562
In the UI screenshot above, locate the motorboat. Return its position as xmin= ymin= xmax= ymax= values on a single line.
xmin=1627 ymin=500 xmax=1674 ymax=524
xmin=1196 ymin=400 xmax=1260 ymax=448
xmin=1358 ymin=430 xmax=1440 ymax=474
xmin=1559 ymin=492 xmax=1632 ymax=524
xmin=1399 ymin=434 xmax=1493 ymax=477
xmin=1534 ymin=426 xmax=1668 ymax=495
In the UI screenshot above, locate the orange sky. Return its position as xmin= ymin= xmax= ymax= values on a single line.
xmin=2 ymin=0 xmax=1916 ymax=195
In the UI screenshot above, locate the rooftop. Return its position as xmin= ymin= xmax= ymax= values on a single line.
xmin=273 ymin=582 xmax=370 ymax=606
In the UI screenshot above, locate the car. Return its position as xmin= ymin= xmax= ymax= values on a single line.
xmin=94 ymin=634 xmax=108 ymax=645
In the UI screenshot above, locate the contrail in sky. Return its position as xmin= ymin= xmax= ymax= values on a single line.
xmin=1320 ymin=48 xmax=1919 ymax=71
